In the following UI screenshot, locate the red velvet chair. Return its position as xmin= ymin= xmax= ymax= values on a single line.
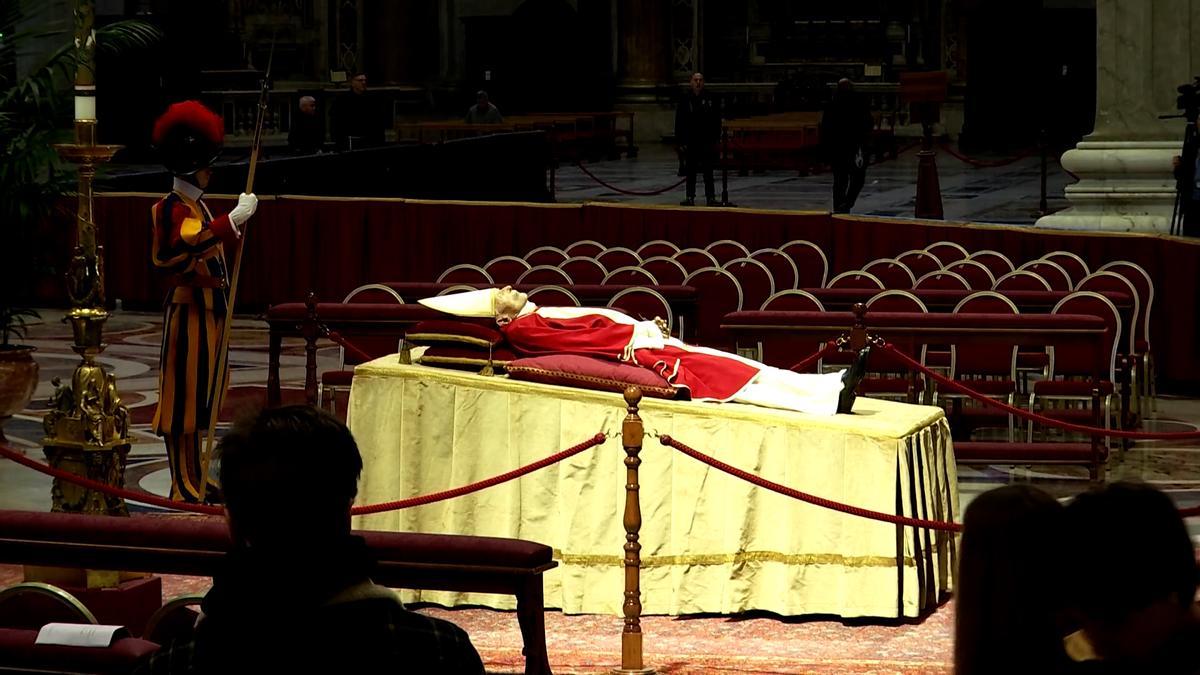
xmin=861 ymin=291 xmax=929 ymax=402
xmin=437 ymin=263 xmax=494 ymax=285
xmin=705 ymin=239 xmax=751 ymax=265
xmin=994 ymin=270 xmax=1052 ymax=292
xmin=755 ymin=290 xmax=826 ymax=370
xmin=640 ymin=256 xmax=689 ymax=285
xmin=1077 ymin=270 xmax=1143 ymax=416
xmin=1029 ymin=291 xmax=1122 ymax=448
xmin=517 ymin=265 xmax=574 ymax=286
xmin=564 ymin=239 xmax=605 ymax=258
xmin=945 ymin=291 xmax=1021 ymax=441
xmin=896 ymin=249 xmax=943 ymax=280
xmin=760 ymin=289 xmax=824 ymax=311
xmin=602 ymin=266 xmax=658 ymax=286
xmin=523 ymin=245 xmax=568 ymax=267
xmin=1098 ymin=261 xmax=1156 ymax=413
xmin=1040 ymin=251 xmax=1090 ymax=287
xmin=596 ymin=246 xmax=641 ymax=271
xmin=484 ymin=255 xmax=532 ymax=285
xmin=862 ymin=258 xmax=917 ymax=289
xmin=636 ymin=239 xmax=680 ymax=259
xmin=559 ymin=256 xmax=608 ymax=284
xmin=672 ymin=247 xmax=720 ymax=273
xmin=750 ymin=247 xmax=800 ymax=291
xmin=826 ymin=270 xmax=885 ymax=290
xmin=683 ymin=267 xmax=744 ymax=349
xmin=722 ymin=257 xmax=776 ymax=311
xmin=966 ymin=249 xmax=1015 ymax=281
xmin=914 ymin=270 xmax=971 ymax=291
xmin=528 ymin=285 xmax=582 ymax=307
xmin=778 ymin=239 xmax=829 ymax=288
xmin=944 ymin=260 xmax=996 ymax=290
xmin=607 ymin=287 xmax=674 ymax=333
xmin=923 ymin=240 xmax=969 ymax=265
xmin=1017 ymin=260 xmax=1072 ymax=291
xmin=320 ymin=284 xmax=407 ymax=416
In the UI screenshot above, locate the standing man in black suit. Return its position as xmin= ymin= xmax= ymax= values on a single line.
xmin=675 ymin=72 xmax=721 ymax=206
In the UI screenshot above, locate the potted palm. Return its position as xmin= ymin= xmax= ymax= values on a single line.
xmin=0 ymin=5 xmax=159 ymax=438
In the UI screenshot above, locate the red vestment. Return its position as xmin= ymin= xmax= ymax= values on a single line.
xmin=501 ymin=312 xmax=759 ymax=401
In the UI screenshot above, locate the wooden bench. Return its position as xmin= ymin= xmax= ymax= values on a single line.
xmin=0 ymin=510 xmax=557 ymax=675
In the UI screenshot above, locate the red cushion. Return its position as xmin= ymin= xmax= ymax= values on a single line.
xmin=1033 ymin=379 xmax=1115 ymax=396
xmin=945 ymin=379 xmax=1015 ymax=395
xmin=405 ymin=320 xmax=504 ymax=348
xmin=321 ymin=370 xmax=355 ymax=386
xmin=0 ymin=628 xmax=160 ymax=674
xmin=419 ymin=345 xmax=516 ymax=371
xmin=506 ymin=355 xmax=681 ymax=399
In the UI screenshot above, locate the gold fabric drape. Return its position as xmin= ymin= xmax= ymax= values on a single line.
xmin=349 ymin=359 xmax=958 ymax=618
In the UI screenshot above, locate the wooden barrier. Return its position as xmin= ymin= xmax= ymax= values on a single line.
xmin=614 ymin=387 xmax=654 ymax=675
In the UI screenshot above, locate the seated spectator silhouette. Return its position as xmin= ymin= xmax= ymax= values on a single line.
xmin=464 ymin=90 xmax=503 ymax=124
xmin=137 ymin=406 xmax=484 ymax=674
xmin=1062 ymin=481 xmax=1200 ymax=674
xmin=954 ymin=485 xmax=1073 ymax=675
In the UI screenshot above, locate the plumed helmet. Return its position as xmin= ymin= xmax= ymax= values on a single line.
xmin=152 ymin=101 xmax=224 ymax=176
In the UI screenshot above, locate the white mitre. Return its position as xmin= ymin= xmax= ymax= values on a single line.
xmin=417 ymin=288 xmax=499 ymax=317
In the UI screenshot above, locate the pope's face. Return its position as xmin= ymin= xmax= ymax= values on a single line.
xmin=494 ymin=286 xmax=528 ymax=325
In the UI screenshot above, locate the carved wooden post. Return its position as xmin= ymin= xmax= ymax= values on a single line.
xmin=613 ymin=387 xmax=654 ymax=675
xmin=301 ymin=292 xmax=320 ymax=406
xmin=850 ymin=302 xmax=868 ymax=351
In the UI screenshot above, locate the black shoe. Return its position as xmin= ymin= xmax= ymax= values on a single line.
xmin=706 ymin=199 xmax=720 ymax=207
xmin=680 ymin=198 xmax=695 ymax=206
xmin=837 ymin=346 xmax=871 ymax=414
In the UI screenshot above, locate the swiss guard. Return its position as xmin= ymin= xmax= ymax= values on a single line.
xmin=150 ymin=101 xmax=257 ymax=503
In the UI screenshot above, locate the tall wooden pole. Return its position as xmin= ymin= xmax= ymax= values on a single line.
xmin=612 ymin=387 xmax=654 ymax=675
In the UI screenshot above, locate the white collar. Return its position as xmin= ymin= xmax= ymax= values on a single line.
xmin=172 ymin=176 xmax=204 ymax=202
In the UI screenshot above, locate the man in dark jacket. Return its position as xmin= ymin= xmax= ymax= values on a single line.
xmin=675 ymin=72 xmax=721 ymax=206
xmin=137 ymin=406 xmax=484 ymax=674
xmin=331 ymin=72 xmax=386 ymax=150
xmin=820 ymin=79 xmax=874 ymax=213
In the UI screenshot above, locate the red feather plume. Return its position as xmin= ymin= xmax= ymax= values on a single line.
xmin=152 ymin=101 xmax=224 ymax=145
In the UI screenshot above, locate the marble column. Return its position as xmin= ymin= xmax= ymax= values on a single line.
xmin=1038 ymin=0 xmax=1199 ymax=232
xmin=615 ymin=0 xmax=675 ymax=144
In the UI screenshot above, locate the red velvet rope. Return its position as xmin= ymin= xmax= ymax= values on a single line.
xmin=323 ymin=328 xmax=375 ymax=364
xmin=787 ymin=340 xmax=842 ymax=373
xmin=660 ymin=435 xmax=964 ymax=532
xmin=878 ymin=342 xmax=1200 ymax=440
xmin=574 ymin=162 xmax=687 ymax=196
xmin=937 ymin=142 xmax=1035 ymax=168
xmin=0 ymin=433 xmax=607 ymax=516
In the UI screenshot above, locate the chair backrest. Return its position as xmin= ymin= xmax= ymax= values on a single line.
xmin=672 ymin=247 xmax=721 ymax=273
xmin=1016 ymin=260 xmax=1072 ymax=291
xmin=1075 ymin=271 xmax=1140 ymax=355
xmin=1097 ymin=261 xmax=1153 ymax=350
xmin=993 ymin=270 xmax=1052 ymax=292
xmin=778 ymin=239 xmax=829 ymax=287
xmin=1040 ymin=251 xmax=1090 ymax=286
xmin=944 ymin=260 xmax=996 ymax=290
xmin=517 ymin=265 xmax=574 ymax=285
xmin=596 ymin=246 xmax=642 ymax=271
xmin=438 ymin=284 xmax=480 ymax=295
xmin=966 ymin=249 xmax=1015 ymax=280
xmin=523 ymin=245 xmax=568 ymax=267
xmin=483 ymin=255 xmax=532 ymax=284
xmin=705 ymin=239 xmax=752 ymax=264
xmin=607 ymin=287 xmax=674 ymax=333
xmin=559 ymin=256 xmax=608 ymax=284
xmin=640 ymin=256 xmax=689 ymax=286
xmin=951 ymin=291 xmax=1019 ymax=378
xmin=865 ymin=290 xmax=929 ymax=369
xmin=914 ymin=270 xmax=971 ymax=291
xmin=761 ymin=289 xmax=825 ymax=311
xmin=861 ymin=258 xmax=917 ymax=289
xmin=722 ymin=257 xmax=776 ymax=311
xmin=437 ymin=263 xmax=494 ymax=285
xmin=564 ymin=239 xmax=605 ymax=258
xmin=684 ymin=267 xmax=744 ymax=347
xmin=528 ymin=285 xmax=582 ymax=307
xmin=636 ymin=239 xmax=681 ymax=258
xmin=924 ymin=241 xmax=969 ymax=265
xmin=749 ymin=247 xmax=800 ymax=291
xmin=827 ymin=270 xmax=885 ymax=290
xmin=602 ymin=266 xmax=659 ymax=286
xmin=1049 ymin=291 xmax=1121 ymax=382
xmin=342 ymin=283 xmax=405 ymax=304
xmin=895 ymin=249 xmax=943 ymax=280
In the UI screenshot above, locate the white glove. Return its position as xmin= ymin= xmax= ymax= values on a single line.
xmin=228 ymin=193 xmax=258 ymax=229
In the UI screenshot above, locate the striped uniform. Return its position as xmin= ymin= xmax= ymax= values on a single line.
xmin=151 ymin=183 xmax=239 ymax=502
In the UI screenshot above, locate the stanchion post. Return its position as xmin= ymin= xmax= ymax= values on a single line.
xmin=613 ymin=387 xmax=654 ymax=675
xmin=850 ymin=303 xmax=868 ymax=351
xmin=302 ymin=292 xmax=320 ymax=406
xmin=1090 ymin=385 xmax=1105 ymax=483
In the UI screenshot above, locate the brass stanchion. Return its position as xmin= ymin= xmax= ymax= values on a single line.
xmin=612 ymin=387 xmax=654 ymax=675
